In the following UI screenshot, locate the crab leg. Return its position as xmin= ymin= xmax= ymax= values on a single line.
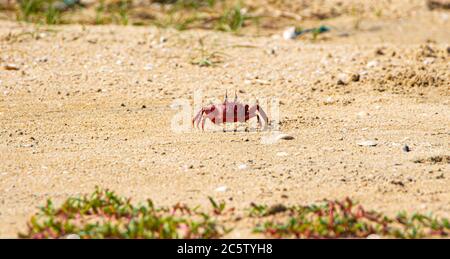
xmin=246 ymin=105 xmax=269 ymax=129
xmin=256 ymin=105 xmax=269 ymax=125
xmin=201 ymin=116 xmax=207 ymax=131
xmin=192 ymin=108 xmax=204 ymax=128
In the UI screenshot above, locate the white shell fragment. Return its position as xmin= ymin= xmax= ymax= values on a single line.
xmin=283 ymin=27 xmax=297 ymax=40
xmin=238 ymin=164 xmax=248 ymax=170
xmin=357 ymin=140 xmax=378 ymax=147
xmin=214 ymin=186 xmax=228 ymax=192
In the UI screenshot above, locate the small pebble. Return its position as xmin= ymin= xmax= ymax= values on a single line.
xmin=375 ymin=48 xmax=385 ymax=55
xmin=214 ymin=186 xmax=228 ymax=192
xmin=337 ymin=73 xmax=349 ymax=85
xmin=238 ymin=164 xmax=248 ymax=170
xmin=366 ymin=60 xmax=379 ymax=68
xmin=4 ymin=64 xmax=20 ymax=71
xmin=277 ymin=134 xmax=294 ymax=140
xmin=351 ymin=73 xmax=360 ymax=82
xmin=324 ymin=96 xmax=335 ymax=105
xmin=337 ymin=79 xmax=346 ymax=85
xmin=357 ymin=140 xmax=378 ymax=147
xmin=282 ymin=27 xmax=297 ymax=40
xmin=402 ymin=144 xmax=411 ymax=152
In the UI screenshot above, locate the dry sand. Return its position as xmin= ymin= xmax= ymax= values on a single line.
xmin=0 ymin=1 xmax=449 ymax=238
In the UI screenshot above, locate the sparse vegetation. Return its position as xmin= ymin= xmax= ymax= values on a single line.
xmin=20 ymin=188 xmax=229 ymax=239
xmin=17 ymin=0 xmax=62 ymax=24
xmin=253 ymin=198 xmax=450 ymax=238
xmin=10 ymin=0 xmax=258 ymax=31
xmin=190 ymin=37 xmax=227 ymax=67
xmin=215 ymin=4 xmax=247 ymax=32
xmin=20 ymin=190 xmax=450 ymax=239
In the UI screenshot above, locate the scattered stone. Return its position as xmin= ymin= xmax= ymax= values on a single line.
xmin=142 ymin=105 xmax=146 ymax=109
xmin=366 ymin=60 xmax=379 ymax=68
xmin=375 ymin=48 xmax=385 ymax=55
xmin=390 ymin=180 xmax=405 ymax=187
xmin=214 ymin=186 xmax=228 ymax=192
xmin=4 ymin=64 xmax=20 ymax=71
xmin=238 ymin=164 xmax=248 ymax=170
xmin=181 ymin=164 xmax=191 ymax=171
xmin=337 ymin=73 xmax=349 ymax=85
xmin=351 ymin=73 xmax=360 ymax=82
xmin=357 ymin=140 xmax=378 ymax=147
xmin=277 ymin=134 xmax=294 ymax=140
xmin=283 ymin=27 xmax=297 ymax=40
xmin=337 ymin=79 xmax=346 ymax=85
xmin=324 ymin=96 xmax=335 ymax=105
xmin=402 ymin=144 xmax=411 ymax=152
xmin=255 ymin=79 xmax=270 ymax=85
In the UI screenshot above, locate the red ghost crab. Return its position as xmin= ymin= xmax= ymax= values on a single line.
xmin=192 ymin=91 xmax=269 ymax=131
